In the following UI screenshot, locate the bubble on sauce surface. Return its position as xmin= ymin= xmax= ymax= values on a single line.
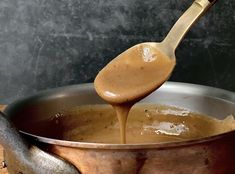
xmin=51 ymin=112 xmax=64 ymax=125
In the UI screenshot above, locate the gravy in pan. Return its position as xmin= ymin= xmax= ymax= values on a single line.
xmin=19 ymin=104 xmax=235 ymax=144
xmin=59 ymin=104 xmax=235 ymax=144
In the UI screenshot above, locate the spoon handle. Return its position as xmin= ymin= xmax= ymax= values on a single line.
xmin=162 ymin=0 xmax=216 ymax=52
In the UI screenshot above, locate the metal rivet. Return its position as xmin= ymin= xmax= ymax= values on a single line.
xmin=0 ymin=161 xmax=7 ymax=169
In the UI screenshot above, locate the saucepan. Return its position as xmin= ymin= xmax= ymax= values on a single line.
xmin=1 ymin=82 xmax=235 ymax=174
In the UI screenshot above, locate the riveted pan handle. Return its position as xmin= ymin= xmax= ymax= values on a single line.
xmin=0 ymin=111 xmax=80 ymax=174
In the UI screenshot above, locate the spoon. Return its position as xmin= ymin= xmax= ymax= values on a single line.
xmin=95 ymin=0 xmax=217 ymax=105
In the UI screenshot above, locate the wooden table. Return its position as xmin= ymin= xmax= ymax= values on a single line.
xmin=0 ymin=105 xmax=9 ymax=174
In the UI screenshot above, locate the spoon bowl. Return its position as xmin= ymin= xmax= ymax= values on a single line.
xmin=94 ymin=42 xmax=175 ymax=104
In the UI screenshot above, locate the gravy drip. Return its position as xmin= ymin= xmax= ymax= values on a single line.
xmin=112 ymin=104 xmax=131 ymax=144
xmin=95 ymin=43 xmax=175 ymax=143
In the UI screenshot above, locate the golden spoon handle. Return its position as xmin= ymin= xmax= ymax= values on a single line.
xmin=162 ymin=0 xmax=217 ymax=53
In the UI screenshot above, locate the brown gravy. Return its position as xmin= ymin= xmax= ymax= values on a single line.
xmin=94 ymin=43 xmax=175 ymax=143
xmin=18 ymin=104 xmax=235 ymax=144
xmin=94 ymin=43 xmax=175 ymax=104
xmin=22 ymin=104 xmax=235 ymax=144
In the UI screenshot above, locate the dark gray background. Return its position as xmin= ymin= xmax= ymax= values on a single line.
xmin=0 ymin=0 xmax=234 ymax=104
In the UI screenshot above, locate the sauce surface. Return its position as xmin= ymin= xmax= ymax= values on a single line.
xmin=18 ymin=104 xmax=235 ymax=144
xmin=21 ymin=105 xmax=235 ymax=144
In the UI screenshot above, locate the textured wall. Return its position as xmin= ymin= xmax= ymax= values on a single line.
xmin=0 ymin=0 xmax=234 ymax=103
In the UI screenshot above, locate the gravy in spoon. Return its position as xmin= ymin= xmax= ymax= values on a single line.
xmin=94 ymin=43 xmax=175 ymax=143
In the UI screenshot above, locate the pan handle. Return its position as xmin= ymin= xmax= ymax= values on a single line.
xmin=0 ymin=111 xmax=80 ymax=174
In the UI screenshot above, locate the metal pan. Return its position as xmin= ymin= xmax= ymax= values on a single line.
xmin=1 ymin=82 xmax=235 ymax=174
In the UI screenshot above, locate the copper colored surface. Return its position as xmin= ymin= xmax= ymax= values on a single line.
xmin=47 ymin=131 xmax=235 ymax=174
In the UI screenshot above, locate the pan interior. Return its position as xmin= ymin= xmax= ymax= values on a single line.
xmin=5 ymin=82 xmax=235 ymax=146
xmin=11 ymin=104 xmax=235 ymax=144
